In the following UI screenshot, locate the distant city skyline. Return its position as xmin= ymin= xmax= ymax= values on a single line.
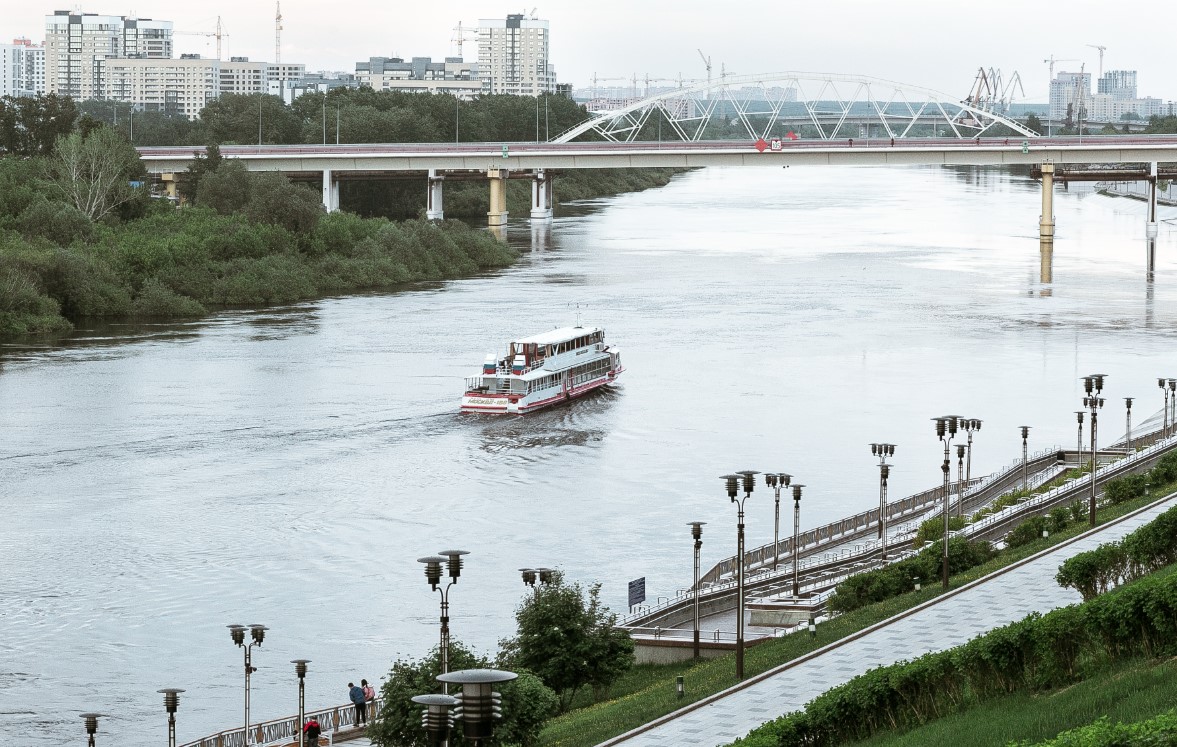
xmin=4 ymin=0 xmax=1174 ymax=102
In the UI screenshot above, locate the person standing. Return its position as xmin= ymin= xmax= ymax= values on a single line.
xmin=348 ymin=681 xmax=367 ymax=726
xmin=303 ymin=715 xmax=321 ymax=747
xmin=362 ymin=679 xmax=375 ymax=705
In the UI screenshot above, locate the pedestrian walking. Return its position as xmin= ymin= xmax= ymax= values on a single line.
xmin=348 ymin=681 xmax=367 ymax=726
xmin=362 ymin=678 xmax=375 ymax=704
xmin=303 ymin=715 xmax=322 ymax=747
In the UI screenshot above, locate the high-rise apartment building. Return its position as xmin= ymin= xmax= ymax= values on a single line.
xmin=1098 ymin=70 xmax=1138 ymax=100
xmin=477 ymin=14 xmax=555 ymax=96
xmin=43 ymin=10 xmax=172 ymax=100
xmin=0 ymin=37 xmax=46 ymax=97
xmin=1049 ymin=71 xmax=1091 ymax=121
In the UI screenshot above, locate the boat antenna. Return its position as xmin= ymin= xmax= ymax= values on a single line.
xmin=573 ymin=303 xmax=584 ymax=328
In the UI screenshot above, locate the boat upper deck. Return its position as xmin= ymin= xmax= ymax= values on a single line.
xmin=513 ymin=326 xmax=603 ymax=346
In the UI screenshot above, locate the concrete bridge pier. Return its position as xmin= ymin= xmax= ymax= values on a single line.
xmin=426 ymin=169 xmax=445 ymax=221
xmin=1147 ymin=162 xmax=1159 ymax=279
xmin=487 ymin=168 xmax=509 ymax=227
xmin=1039 ymin=162 xmax=1055 ymax=284
xmin=321 ymin=169 xmax=339 ymax=213
xmin=530 ymin=169 xmax=553 ymax=220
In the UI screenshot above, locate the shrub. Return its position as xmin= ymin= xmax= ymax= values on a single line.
xmin=1058 ymin=505 xmax=1177 ymax=600
xmin=130 ymin=278 xmax=205 ymax=316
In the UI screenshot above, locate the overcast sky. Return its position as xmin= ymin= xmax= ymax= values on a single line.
xmin=6 ymin=0 xmax=1174 ymax=101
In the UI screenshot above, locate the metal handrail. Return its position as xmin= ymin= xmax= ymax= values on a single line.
xmin=178 ymin=699 xmax=383 ymax=747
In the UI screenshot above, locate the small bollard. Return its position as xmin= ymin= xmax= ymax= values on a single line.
xmin=676 ymin=675 xmax=685 ymax=699
xmin=913 ymin=577 xmax=921 ymax=592
xmin=808 ymin=616 xmax=816 ymax=639
xmin=1043 ymin=529 xmax=1050 ymax=538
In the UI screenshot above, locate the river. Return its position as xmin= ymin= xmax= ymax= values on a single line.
xmin=2 ymin=165 xmax=1176 ymax=745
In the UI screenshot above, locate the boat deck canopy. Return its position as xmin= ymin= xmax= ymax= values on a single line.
xmin=513 ymin=326 xmax=602 ymax=346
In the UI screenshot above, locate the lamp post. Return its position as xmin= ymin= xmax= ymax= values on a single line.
xmin=1160 ymin=379 xmax=1171 ymax=439
xmin=932 ymin=416 xmax=961 ymax=589
xmin=1083 ymin=374 xmax=1108 ymax=526
xmin=436 ymin=669 xmax=518 ymax=745
xmin=158 ymin=688 xmax=184 ymax=747
xmin=1125 ymin=397 xmax=1134 ymax=450
xmin=1075 ymin=411 xmax=1085 ymax=467
xmin=228 ymin=623 xmax=268 ymax=746
xmin=1019 ymin=426 xmax=1032 ymax=492
xmin=80 ymin=713 xmax=104 ymax=747
xmin=1170 ymin=380 xmax=1177 ymax=438
xmin=687 ymin=521 xmax=705 ymax=659
xmin=519 ymin=566 xmax=554 ymax=597
xmin=292 ymin=659 xmax=310 ymax=747
xmin=764 ymin=473 xmax=792 ymax=570
xmin=955 ymin=444 xmax=967 ymax=515
xmin=961 ymin=419 xmax=982 ymax=486
xmin=790 ymin=484 xmax=806 ymax=598
xmin=870 ymin=444 xmax=895 ymax=548
xmin=412 ymin=693 xmax=457 ymax=747
xmin=418 ymin=550 xmax=470 ymax=695
xmin=720 ymin=470 xmax=757 ymax=680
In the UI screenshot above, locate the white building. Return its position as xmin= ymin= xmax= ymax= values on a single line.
xmin=0 ymin=39 xmax=45 ymax=97
xmin=1088 ymin=94 xmax=1168 ymax=122
xmin=477 ymin=14 xmax=555 ymax=96
xmin=1098 ymin=70 xmax=1137 ymax=100
xmin=355 ymin=56 xmax=481 ymax=99
xmin=265 ymin=62 xmax=305 ymax=97
xmin=44 ymin=11 xmax=173 ymax=100
xmin=1049 ymin=71 xmax=1091 ymax=121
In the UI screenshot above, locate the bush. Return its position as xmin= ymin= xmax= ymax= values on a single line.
xmin=1057 ymin=505 xmax=1177 ymax=601
xmin=1007 ymin=516 xmax=1049 ymax=548
xmin=130 ymin=278 xmax=205 ymax=316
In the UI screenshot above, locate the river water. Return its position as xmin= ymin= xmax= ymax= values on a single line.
xmin=3 ymin=165 xmax=1176 ymax=745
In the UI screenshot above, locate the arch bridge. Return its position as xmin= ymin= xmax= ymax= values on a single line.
xmin=553 ymin=72 xmax=1039 ymax=143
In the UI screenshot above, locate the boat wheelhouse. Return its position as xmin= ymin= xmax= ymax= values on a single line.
xmin=460 ymin=326 xmax=623 ymax=414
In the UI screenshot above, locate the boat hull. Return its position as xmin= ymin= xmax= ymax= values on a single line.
xmin=460 ymin=368 xmax=623 ymax=415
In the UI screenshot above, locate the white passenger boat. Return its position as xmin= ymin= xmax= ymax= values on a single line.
xmin=460 ymin=326 xmax=623 ymax=414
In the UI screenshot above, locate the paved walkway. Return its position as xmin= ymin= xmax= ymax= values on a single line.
xmin=601 ymin=495 xmax=1177 ymax=747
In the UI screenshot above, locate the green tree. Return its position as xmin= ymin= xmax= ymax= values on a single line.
xmin=368 ymin=641 xmax=556 ymax=747
xmin=178 ymin=143 xmax=223 ymax=204
xmin=1023 ymin=113 xmax=1042 ymax=135
xmin=0 ymin=93 xmax=80 ymax=156
xmin=45 ymin=126 xmax=144 ymax=221
xmin=500 ymin=572 xmax=635 ymax=710
xmin=199 ymin=93 xmax=301 ymax=144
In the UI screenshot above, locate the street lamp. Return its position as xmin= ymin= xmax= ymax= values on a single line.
xmin=764 ymin=473 xmax=792 ymax=570
xmin=419 ymin=550 xmax=470 ymax=695
xmin=228 ymin=623 xmax=267 ymax=746
xmin=870 ymin=444 xmax=895 ymax=548
xmin=436 ymin=668 xmax=518 ymax=745
xmin=1019 ymin=426 xmax=1032 ymax=492
xmin=720 ymin=470 xmax=757 ymax=680
xmin=790 ymin=484 xmax=806 ymax=598
xmin=158 ymin=688 xmax=184 ymax=747
xmin=961 ymin=419 xmax=982 ymax=486
xmin=1075 ymin=411 xmax=1085 ymax=467
xmin=1084 ymin=374 xmax=1108 ymax=526
xmin=1125 ymin=397 xmax=1134 ymax=450
xmin=80 ymin=713 xmax=104 ymax=747
xmin=1169 ymin=380 xmax=1177 ymax=438
xmin=932 ymin=416 xmax=961 ymax=589
xmin=412 ymin=693 xmax=457 ymax=747
xmin=687 ymin=521 xmax=706 ymax=659
xmin=955 ymin=444 xmax=967 ymax=515
xmin=292 ymin=659 xmax=310 ymax=747
xmin=519 ymin=567 xmax=554 ymax=596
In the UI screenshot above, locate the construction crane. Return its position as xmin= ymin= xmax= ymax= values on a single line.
xmin=697 ymin=49 xmax=712 ymax=89
xmin=1087 ymin=44 xmax=1107 ymax=79
xmin=1042 ymin=56 xmax=1078 ymax=136
xmin=451 ymin=22 xmax=480 ymax=59
xmin=589 ymin=73 xmax=626 ymax=101
xmin=174 ymin=17 xmax=226 ymax=60
xmin=275 ymin=2 xmax=283 ymax=63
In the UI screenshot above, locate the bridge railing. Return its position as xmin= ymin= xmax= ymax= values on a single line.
xmin=178 ymin=699 xmax=381 ymax=747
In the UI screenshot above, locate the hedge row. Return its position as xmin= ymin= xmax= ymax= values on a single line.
xmin=1006 ymin=503 xmax=1084 ymax=549
xmin=1055 ymin=503 xmax=1177 ymax=601
xmin=1012 ymin=711 xmax=1177 ymax=746
xmin=827 ymin=536 xmax=994 ymax=614
xmin=734 ymin=563 xmax=1177 ymax=747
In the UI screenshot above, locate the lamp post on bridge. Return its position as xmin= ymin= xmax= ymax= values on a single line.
xmin=1125 ymin=397 xmax=1134 ymax=451
xmin=158 ymin=688 xmax=184 ymax=747
xmin=1019 ymin=426 xmax=1032 ymax=493
xmin=956 ymin=444 xmax=967 ymax=515
xmin=687 ymin=521 xmax=705 ymax=659
xmin=790 ymin=484 xmax=806 ymax=598
xmin=1075 ymin=411 xmax=1085 ymax=468
xmin=1084 ymin=374 xmax=1108 ymax=527
xmin=764 ymin=473 xmax=791 ymax=571
xmin=292 ymin=659 xmax=310 ymax=747
xmin=720 ymin=470 xmax=757 ymax=680
xmin=870 ymin=443 xmax=895 ymax=558
xmin=961 ymin=418 xmax=982 ymax=488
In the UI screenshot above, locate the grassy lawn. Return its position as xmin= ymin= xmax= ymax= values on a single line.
xmin=847 ymin=656 xmax=1177 ymax=747
xmin=537 ymin=486 xmax=1177 ymax=747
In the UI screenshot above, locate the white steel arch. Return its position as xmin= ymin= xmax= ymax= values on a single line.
xmin=552 ymin=72 xmax=1040 ymax=143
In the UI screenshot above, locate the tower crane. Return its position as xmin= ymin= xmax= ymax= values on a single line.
xmin=589 ymin=73 xmax=627 ymax=100
xmin=174 ymin=17 xmax=226 ymax=61
xmin=451 ymin=21 xmax=480 ymax=59
xmin=1087 ymin=44 xmax=1107 ymax=79
xmin=275 ymin=2 xmax=283 ymax=63
xmin=1042 ymin=56 xmax=1078 ymax=136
